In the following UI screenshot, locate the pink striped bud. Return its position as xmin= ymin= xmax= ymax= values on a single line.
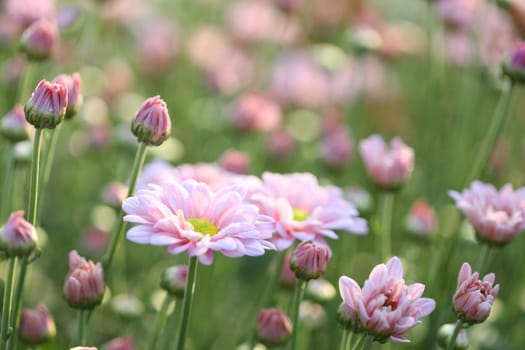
xmin=20 ymin=18 xmax=58 ymax=61
xmin=0 ymin=211 xmax=37 ymax=257
xmin=290 ymin=241 xmax=330 ymax=281
xmin=52 ymin=72 xmax=83 ymax=119
xmin=24 ymin=80 xmax=68 ymax=129
xmin=256 ymin=307 xmax=292 ymax=347
xmin=64 ymin=250 xmax=105 ymax=309
xmin=131 ymin=96 xmax=171 ymax=146
xmin=1 ymin=104 xmax=31 ymax=142
xmin=19 ymin=305 xmax=56 ymax=346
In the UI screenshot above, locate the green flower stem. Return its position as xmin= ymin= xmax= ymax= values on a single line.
xmin=102 ymin=142 xmax=148 ymax=271
xmin=0 ymin=258 xmax=16 ymax=350
xmin=339 ymin=330 xmax=352 ymax=350
xmin=350 ymin=334 xmax=364 ymax=350
xmin=149 ymin=293 xmax=172 ymax=350
xmin=380 ymin=192 xmax=395 ymax=261
xmin=464 ymin=82 xmax=516 ymax=186
xmin=475 ymin=244 xmax=491 ymax=274
xmin=445 ymin=320 xmax=464 ymax=350
xmin=361 ymin=335 xmax=373 ymax=350
xmin=1 ymin=148 xmax=14 ymax=221
xmin=77 ymin=309 xmax=89 ymax=345
xmin=16 ymin=63 xmax=33 ymax=104
xmin=176 ymin=256 xmax=198 ymax=350
xmin=290 ymin=279 xmax=306 ymax=350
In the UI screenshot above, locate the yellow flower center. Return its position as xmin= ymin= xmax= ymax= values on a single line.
xmin=293 ymin=208 xmax=309 ymax=222
xmin=186 ymin=218 xmax=219 ymax=235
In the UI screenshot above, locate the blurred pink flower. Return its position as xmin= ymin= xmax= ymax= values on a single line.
xmin=1 ymin=104 xmax=31 ymax=142
xmin=5 ymin=0 xmax=55 ymax=32
xmin=81 ymin=227 xmax=109 ymax=255
xmin=435 ymin=0 xmax=478 ymax=29
xmin=19 ymin=305 xmax=56 ymax=346
xmin=0 ymin=210 xmax=37 ymax=257
xmin=173 ymin=163 xmax=235 ymax=192
xmin=219 ymin=149 xmax=250 ymax=174
xmin=449 ymin=181 xmax=525 ymax=245
xmin=123 ymin=180 xmax=275 ymax=265
xmin=231 ymin=93 xmax=282 ymax=133
xmin=266 ymin=128 xmax=296 ymax=158
xmin=20 ymin=18 xmax=58 ymax=61
xmin=101 ymin=181 xmax=128 ymax=210
xmin=225 ymin=0 xmax=280 ymax=44
xmin=101 ymin=336 xmax=135 ymax=350
xmin=161 ymin=265 xmax=188 ymax=297
xmin=359 ymin=134 xmax=414 ymax=189
xmin=24 ymin=79 xmax=67 ymax=129
xmin=290 ymin=241 xmax=330 ymax=280
xmin=338 ymin=257 xmax=436 ymax=342
xmin=63 ymin=250 xmax=105 ymax=309
xmin=453 ymin=262 xmax=499 ymax=324
xmin=131 ymin=96 xmax=171 ymax=146
xmin=320 ymin=118 xmax=354 ymax=167
xmin=440 ymin=30 xmax=474 ymax=67
xmin=249 ymin=172 xmax=367 ymax=250
xmin=256 ymin=307 xmax=292 ymax=347
xmin=135 ymin=19 xmax=179 ymax=75
xmin=52 ymin=72 xmax=82 ymax=119
xmin=405 ymin=199 xmax=438 ymax=237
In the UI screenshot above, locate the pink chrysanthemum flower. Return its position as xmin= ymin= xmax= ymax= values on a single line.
xmin=449 ymin=181 xmax=525 ymax=245
xmin=248 ymin=172 xmax=367 ymax=250
xmin=453 ymin=262 xmax=499 ymax=324
xmin=123 ymin=180 xmax=275 ymax=265
xmin=359 ymin=134 xmax=414 ymax=190
xmin=338 ymin=257 xmax=436 ymax=343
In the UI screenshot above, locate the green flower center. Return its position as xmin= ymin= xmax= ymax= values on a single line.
xmin=293 ymin=208 xmax=309 ymax=222
xmin=186 ymin=218 xmax=219 ymax=235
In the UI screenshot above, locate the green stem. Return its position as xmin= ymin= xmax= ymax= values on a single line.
xmin=77 ymin=309 xmax=89 ymax=345
xmin=350 ymin=334 xmax=364 ymax=350
xmin=0 ymin=258 xmax=16 ymax=350
xmin=475 ymin=244 xmax=491 ymax=274
xmin=176 ymin=256 xmax=198 ymax=350
xmin=290 ymin=279 xmax=306 ymax=350
xmin=361 ymin=335 xmax=373 ymax=350
xmin=102 ymin=142 xmax=148 ymax=271
xmin=149 ymin=294 xmax=172 ymax=350
xmin=16 ymin=63 xmax=33 ymax=104
xmin=8 ymin=256 xmax=27 ymax=350
xmin=42 ymin=127 xmax=60 ymax=187
xmin=380 ymin=192 xmax=395 ymax=261
xmin=339 ymin=329 xmax=352 ymax=350
xmin=445 ymin=320 xmax=464 ymax=350
xmin=1 ymin=147 xmax=14 ymax=221
xmin=464 ymin=83 xmax=516 ymax=185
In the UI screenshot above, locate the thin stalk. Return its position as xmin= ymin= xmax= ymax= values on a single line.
xmin=464 ymin=83 xmax=516 ymax=185
xmin=445 ymin=320 xmax=464 ymax=350
xmin=350 ymin=334 xmax=364 ymax=350
xmin=475 ymin=244 xmax=491 ymax=274
xmin=77 ymin=309 xmax=89 ymax=345
xmin=1 ymin=148 xmax=14 ymax=221
xmin=380 ymin=192 xmax=395 ymax=261
xmin=290 ymin=279 xmax=306 ymax=350
xmin=16 ymin=63 xmax=33 ymax=104
xmin=42 ymin=127 xmax=61 ymax=188
xmin=148 ymin=294 xmax=172 ymax=350
xmin=102 ymin=142 xmax=148 ymax=271
xmin=339 ymin=329 xmax=351 ymax=350
xmin=361 ymin=335 xmax=373 ymax=350
xmin=176 ymin=256 xmax=198 ymax=350
xmin=0 ymin=258 xmax=16 ymax=350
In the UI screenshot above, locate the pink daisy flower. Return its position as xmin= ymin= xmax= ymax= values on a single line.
xmin=449 ymin=181 xmax=525 ymax=245
xmin=248 ymin=172 xmax=368 ymax=250
xmin=338 ymin=257 xmax=436 ymax=343
xmin=123 ymin=180 xmax=274 ymax=265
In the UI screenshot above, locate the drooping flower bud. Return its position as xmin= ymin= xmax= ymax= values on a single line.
xmin=256 ymin=307 xmax=293 ymax=347
xmin=290 ymin=241 xmax=330 ymax=281
xmin=63 ymin=250 xmax=105 ymax=309
xmin=437 ymin=323 xmax=469 ymax=350
xmin=20 ymin=18 xmax=59 ymax=61
xmin=131 ymin=96 xmax=171 ymax=146
xmin=1 ymin=104 xmax=31 ymax=142
xmin=0 ymin=210 xmax=37 ymax=257
xmin=24 ymin=80 xmax=68 ymax=129
xmin=52 ymin=72 xmax=83 ymax=119
xmin=19 ymin=305 xmax=56 ymax=346
xmin=101 ymin=182 xmax=128 ymax=210
xmin=160 ymin=265 xmax=188 ymax=298
xmin=502 ymin=42 xmax=525 ymax=83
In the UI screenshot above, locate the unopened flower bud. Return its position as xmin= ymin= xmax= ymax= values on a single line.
xmin=502 ymin=42 xmax=525 ymax=83
xmin=437 ymin=323 xmax=468 ymax=350
xmin=405 ymin=199 xmax=438 ymax=238
xmin=20 ymin=19 xmax=59 ymax=61
xmin=131 ymin=96 xmax=171 ymax=146
xmin=111 ymin=294 xmax=144 ymax=319
xmin=305 ymin=278 xmax=336 ymax=303
xmin=101 ymin=182 xmax=128 ymax=210
xmin=25 ymin=80 xmax=68 ymax=129
xmin=219 ymin=149 xmax=250 ymax=174
xmin=19 ymin=305 xmax=56 ymax=346
xmin=290 ymin=241 xmax=330 ymax=281
xmin=299 ymin=300 xmax=326 ymax=329
xmin=1 ymin=105 xmax=31 ymax=142
xmin=160 ymin=265 xmax=188 ymax=298
xmin=63 ymin=250 xmax=105 ymax=309
xmin=52 ymin=73 xmax=83 ymax=119
xmin=0 ymin=211 xmax=37 ymax=257
xmin=256 ymin=307 xmax=292 ymax=347
xmin=101 ymin=336 xmax=135 ymax=350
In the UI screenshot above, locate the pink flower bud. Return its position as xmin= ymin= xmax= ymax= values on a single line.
xmin=256 ymin=307 xmax=292 ymax=347
xmin=0 ymin=210 xmax=37 ymax=257
xmin=24 ymin=79 xmax=68 ymax=129
xmin=405 ymin=199 xmax=438 ymax=237
xmin=160 ymin=265 xmax=188 ymax=298
xmin=453 ymin=263 xmax=499 ymax=324
xmin=64 ymin=250 xmax=105 ymax=309
xmin=52 ymin=72 xmax=83 ymax=119
xmin=359 ymin=134 xmax=414 ymax=190
xmin=1 ymin=104 xmax=31 ymax=142
xmin=131 ymin=96 xmax=171 ymax=146
xmin=502 ymin=42 xmax=525 ymax=83
xmin=219 ymin=149 xmax=250 ymax=174
xmin=101 ymin=336 xmax=135 ymax=350
xmin=20 ymin=18 xmax=58 ymax=61
xmin=70 ymin=347 xmax=98 ymax=350
xmin=101 ymin=182 xmax=128 ymax=210
xmin=19 ymin=304 xmax=56 ymax=345
xmin=231 ymin=94 xmax=281 ymax=133
xmin=266 ymin=128 xmax=295 ymax=158
xmin=290 ymin=241 xmax=330 ymax=281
